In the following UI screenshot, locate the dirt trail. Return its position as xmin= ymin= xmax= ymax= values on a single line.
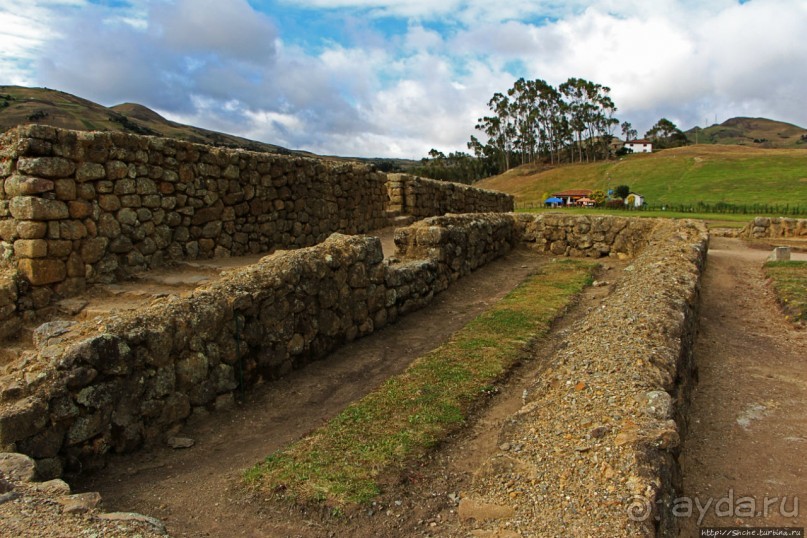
xmin=73 ymin=247 xmax=551 ymax=537
xmin=678 ymin=237 xmax=807 ymax=534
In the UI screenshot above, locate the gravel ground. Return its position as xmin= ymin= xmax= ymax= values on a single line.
xmin=0 ymin=452 xmax=167 ymax=537
xmin=457 ymin=220 xmax=708 ymax=537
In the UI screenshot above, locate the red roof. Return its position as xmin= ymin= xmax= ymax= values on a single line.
xmin=552 ymin=189 xmax=593 ymax=197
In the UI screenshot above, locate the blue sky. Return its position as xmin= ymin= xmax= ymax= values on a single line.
xmin=1 ymin=0 xmax=806 ymax=158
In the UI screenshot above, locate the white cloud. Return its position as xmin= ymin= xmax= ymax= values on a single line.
xmin=2 ymin=0 xmax=807 ymax=157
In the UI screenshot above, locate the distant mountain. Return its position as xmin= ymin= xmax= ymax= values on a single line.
xmin=0 ymin=85 xmax=303 ymax=156
xmin=685 ymin=117 xmax=807 ymax=148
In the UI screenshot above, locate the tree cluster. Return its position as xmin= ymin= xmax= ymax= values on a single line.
xmin=644 ymin=118 xmax=687 ymax=149
xmin=410 ymin=148 xmax=496 ymax=184
xmin=469 ymin=77 xmax=619 ymax=174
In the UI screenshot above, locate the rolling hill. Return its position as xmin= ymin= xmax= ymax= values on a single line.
xmin=475 ymin=144 xmax=807 ymax=209
xmin=0 ymin=85 xmax=302 ymax=155
xmin=685 ymin=117 xmax=807 ymax=148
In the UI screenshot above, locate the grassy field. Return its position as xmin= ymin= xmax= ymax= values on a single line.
xmin=763 ymin=260 xmax=807 ymax=322
xmin=245 ymin=259 xmax=596 ymax=507
xmin=477 ymin=145 xmax=807 ymax=213
xmin=514 ymin=206 xmax=754 ymax=228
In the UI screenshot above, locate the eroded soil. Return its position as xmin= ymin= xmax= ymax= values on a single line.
xmin=54 ymin=235 xmax=807 ymax=537
xmin=678 ymin=237 xmax=807 ymax=534
xmin=74 ymin=245 xmax=600 ymax=537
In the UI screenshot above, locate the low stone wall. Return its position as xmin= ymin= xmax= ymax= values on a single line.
xmin=0 ymin=214 xmax=519 ymax=476
xmin=0 ymin=213 xmax=694 ymax=485
xmin=515 ymin=213 xmax=655 ymax=258
xmin=0 ymin=126 xmax=514 ymax=335
xmin=739 ymin=216 xmax=807 ymax=239
xmin=462 ymin=219 xmax=708 ymax=537
xmin=0 ymin=125 xmax=387 ymax=291
xmin=386 ymin=174 xmax=513 ymax=217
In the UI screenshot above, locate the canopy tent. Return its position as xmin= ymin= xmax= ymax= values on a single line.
xmin=544 ymin=197 xmax=564 ymax=204
xmin=576 ymin=197 xmax=596 ymax=206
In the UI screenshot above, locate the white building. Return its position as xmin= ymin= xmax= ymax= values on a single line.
xmin=624 ymin=139 xmax=653 ymax=153
xmin=625 ymin=193 xmax=645 ymax=208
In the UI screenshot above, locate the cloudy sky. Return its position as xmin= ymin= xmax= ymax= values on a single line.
xmin=1 ymin=0 xmax=806 ymax=158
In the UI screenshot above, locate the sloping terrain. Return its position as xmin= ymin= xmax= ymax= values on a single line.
xmin=686 ymin=117 xmax=807 ymax=148
xmin=0 ymin=86 xmax=298 ymax=155
xmin=475 ymin=144 xmax=807 ymax=207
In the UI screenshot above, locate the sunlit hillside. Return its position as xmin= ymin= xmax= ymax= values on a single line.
xmin=475 ymin=145 xmax=807 ymax=208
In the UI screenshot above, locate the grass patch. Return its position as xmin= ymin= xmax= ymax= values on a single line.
xmin=245 ymin=258 xmax=596 ymax=506
xmin=763 ymin=260 xmax=807 ymax=322
xmin=515 ymin=206 xmax=752 ymax=228
xmin=476 ymin=145 xmax=807 ymax=213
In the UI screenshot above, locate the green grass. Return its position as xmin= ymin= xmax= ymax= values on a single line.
xmin=515 ymin=206 xmax=752 ymax=228
xmin=244 ymin=259 xmax=596 ymax=506
xmin=477 ymin=145 xmax=807 ymax=213
xmin=763 ymin=260 xmax=807 ymax=322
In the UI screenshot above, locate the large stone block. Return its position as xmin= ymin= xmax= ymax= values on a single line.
xmin=75 ymin=162 xmax=106 ymax=182
xmin=17 ymin=258 xmax=66 ymax=285
xmin=9 ymin=196 xmax=69 ymax=220
xmin=17 ymin=156 xmax=76 ymax=178
xmin=0 ymin=396 xmax=48 ymax=445
xmin=13 ymin=239 xmax=48 ymax=258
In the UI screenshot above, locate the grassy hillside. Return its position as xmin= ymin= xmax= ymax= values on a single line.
xmin=0 ymin=85 xmax=302 ymax=155
xmin=475 ymin=145 xmax=807 ymax=210
xmin=686 ymin=117 xmax=807 ymax=148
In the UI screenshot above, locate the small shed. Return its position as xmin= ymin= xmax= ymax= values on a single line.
xmin=625 ymin=193 xmax=645 ymax=208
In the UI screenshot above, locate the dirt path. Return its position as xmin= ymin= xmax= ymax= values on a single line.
xmin=73 ymin=247 xmax=552 ymax=537
xmin=678 ymin=237 xmax=807 ymax=534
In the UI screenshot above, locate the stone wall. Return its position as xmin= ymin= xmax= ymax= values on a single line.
xmin=0 ymin=126 xmax=514 ymax=332
xmin=0 ymin=125 xmax=387 ymax=292
xmin=0 ymin=213 xmax=663 ymax=477
xmin=739 ymin=216 xmax=807 ymax=239
xmin=515 ymin=213 xmax=656 ymax=258
xmin=0 ymin=214 xmax=520 ymax=476
xmin=462 ymin=219 xmax=709 ymax=536
xmin=386 ymin=174 xmax=513 ymax=217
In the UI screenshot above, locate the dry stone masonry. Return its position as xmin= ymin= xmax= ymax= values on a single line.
xmin=739 ymin=216 xmax=807 ymax=239
xmin=1 ymin=212 xmax=663 ymax=477
xmin=386 ymin=174 xmax=513 ymax=217
xmin=0 ymin=125 xmax=512 ymax=333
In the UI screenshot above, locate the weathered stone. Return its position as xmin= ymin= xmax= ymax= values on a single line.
xmin=98 ymin=194 xmax=121 ymax=212
xmin=9 ymin=196 xmax=69 ymax=220
xmin=59 ymin=491 xmax=102 ymax=514
xmin=35 ymin=478 xmax=71 ymax=496
xmin=0 ymin=452 xmax=37 ymax=482
xmin=16 ymin=426 xmax=66 ymax=459
xmin=176 ymin=353 xmax=208 ymax=388
xmin=17 ymin=156 xmax=76 ymax=178
xmin=75 ymin=162 xmax=106 ymax=182
xmin=59 ymin=220 xmax=87 ymax=240
xmin=54 ymin=178 xmax=77 ymax=200
xmin=6 ymin=175 xmax=55 ymax=196
xmin=0 ymin=397 xmax=48 ymax=445
xmin=97 ymin=512 xmax=167 ymax=534
xmin=13 ymin=239 xmax=48 ymax=258
xmin=67 ymin=200 xmax=93 ymax=219
xmin=0 ymin=220 xmax=17 ymax=241
xmin=65 ymin=412 xmax=106 ymax=446
xmin=80 ymin=237 xmax=109 ymax=263
xmin=106 ymin=160 xmax=129 ymax=180
xmin=47 ymin=239 xmax=73 ymax=257
xmin=97 ymin=213 xmax=121 ymax=238
xmin=17 ymin=258 xmax=66 ymax=285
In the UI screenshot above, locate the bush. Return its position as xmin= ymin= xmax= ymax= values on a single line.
xmin=605 ymin=199 xmax=625 ymax=209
